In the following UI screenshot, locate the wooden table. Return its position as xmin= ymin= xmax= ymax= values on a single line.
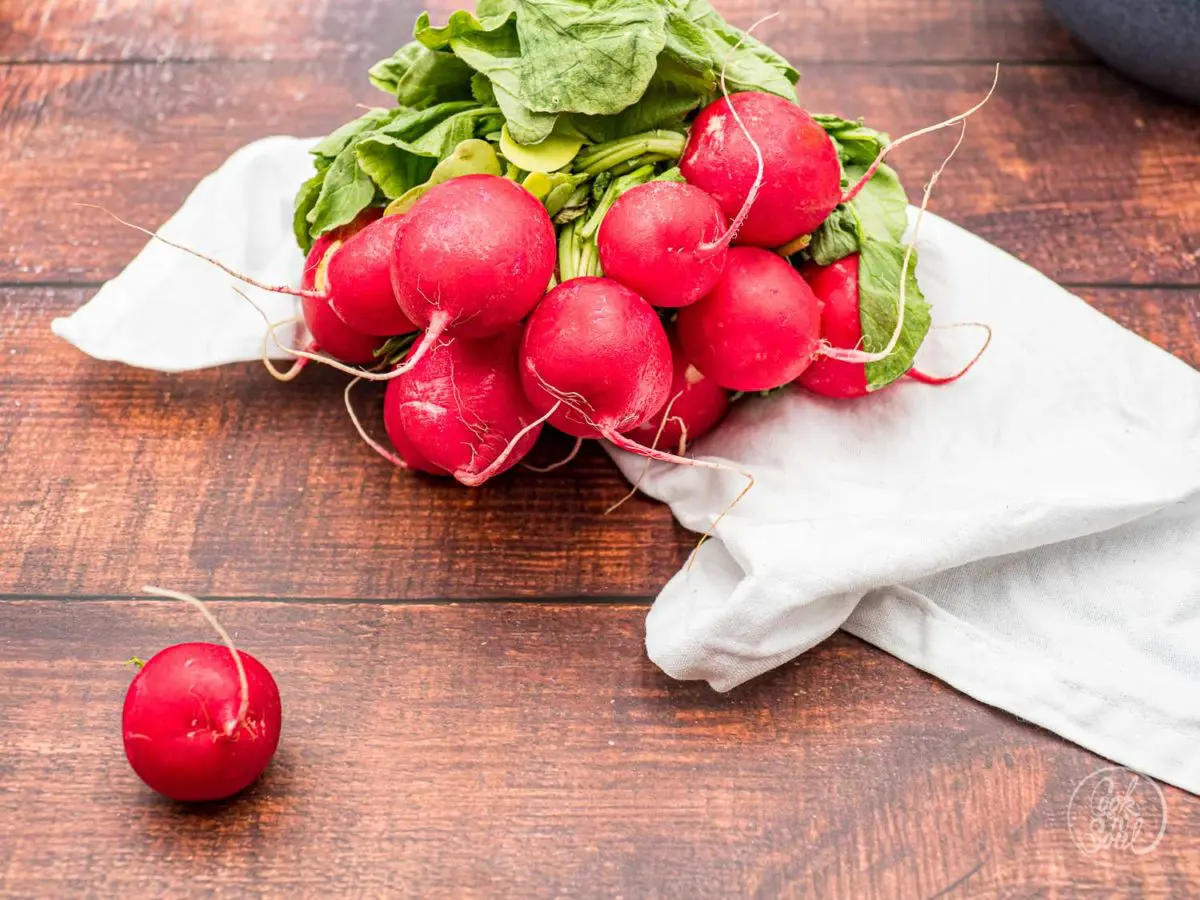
xmin=2 ymin=1 xmax=1198 ymax=896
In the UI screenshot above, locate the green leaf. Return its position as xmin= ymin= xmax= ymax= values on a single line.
xmin=470 ymin=72 xmax=497 ymax=105
xmin=311 ymin=107 xmax=399 ymax=162
xmin=415 ymin=9 xmax=559 ymax=145
xmin=375 ymin=101 xmax=484 ymax=141
xmin=357 ymin=109 xmax=503 ymax=199
xmin=574 ymin=68 xmax=702 ymax=143
xmin=307 ymin=145 xmax=377 ymax=237
xmin=666 ymin=0 xmax=799 ymax=101
xmin=509 ymin=0 xmax=668 ymax=116
xmin=368 ymin=42 xmax=475 ymax=107
xmin=813 ymin=114 xmax=890 ymax=167
xmin=858 ymin=240 xmax=931 ymax=391
xmin=808 ymin=205 xmax=862 ymax=266
xmin=845 ymin=162 xmax=907 ymax=244
xmin=356 ymin=136 xmax=439 ymax=199
xmin=292 ymin=171 xmax=324 ymax=253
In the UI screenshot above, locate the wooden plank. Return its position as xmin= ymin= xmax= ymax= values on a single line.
xmin=3 ymin=62 xmax=1197 ymax=288
xmin=1 ymin=0 xmax=1085 ymax=65
xmin=1 ymin=600 xmax=1195 ymax=898
xmin=2 ymin=286 xmax=1195 ymax=600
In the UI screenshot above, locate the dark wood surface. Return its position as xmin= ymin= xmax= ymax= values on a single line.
xmin=1 ymin=1 xmax=1198 ymax=897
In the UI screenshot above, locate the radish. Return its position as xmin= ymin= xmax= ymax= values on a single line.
xmin=596 ymin=181 xmax=730 ymax=308
xmin=382 ymin=384 xmax=448 ymax=476
xmin=384 ymin=326 xmax=548 ymax=486
xmin=520 ymin=276 xmax=752 ymax=538
xmin=300 ymin=207 xmax=382 ymax=290
xmin=276 ymin=210 xmax=385 ymax=370
xmin=623 ymin=336 xmax=730 ymax=454
xmin=680 ymin=91 xmax=841 ymax=249
xmin=123 ymin=587 xmax=281 ymax=803
xmin=676 ymin=247 xmax=823 ymax=392
xmin=299 ymin=293 xmax=384 ymax=366
xmin=519 ymin=277 xmax=672 ymax=440
xmin=796 ymin=255 xmax=871 ymax=398
xmin=319 ymin=214 xmax=418 ymax=338
xmin=391 ymin=174 xmax=557 ymax=342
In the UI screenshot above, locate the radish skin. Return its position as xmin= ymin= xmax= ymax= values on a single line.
xmin=623 ymin=337 xmax=730 ymax=453
xmin=597 ymin=183 xmax=729 ymax=308
xmin=386 ymin=327 xmax=546 ymax=486
xmin=122 ymin=588 xmax=281 ymax=803
xmin=519 ymin=278 xmax=672 ymax=439
xmin=391 ymin=175 xmax=557 ymax=343
xmin=680 ymin=93 xmax=842 ymax=249
xmin=676 ymin=247 xmax=823 ymax=392
xmin=797 ymin=255 xmax=871 ymax=398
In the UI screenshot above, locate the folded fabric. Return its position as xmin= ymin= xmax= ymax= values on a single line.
xmin=54 ymin=137 xmax=1200 ymax=794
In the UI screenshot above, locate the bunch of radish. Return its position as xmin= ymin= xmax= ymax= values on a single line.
xmin=276 ymin=84 xmax=990 ymax=490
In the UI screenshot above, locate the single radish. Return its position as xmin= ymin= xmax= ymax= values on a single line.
xmin=319 ymin=214 xmax=419 ymax=338
xmin=385 ymin=327 xmax=547 ymax=486
xmin=122 ymin=588 xmax=281 ymax=803
xmin=676 ymin=247 xmax=823 ymax=392
xmin=391 ymin=174 xmax=557 ymax=342
xmin=263 ymin=211 xmax=384 ymax=376
xmin=382 ymin=387 xmax=448 ymax=476
xmin=597 ymin=182 xmax=730 ymax=308
xmin=623 ymin=336 xmax=730 ymax=454
xmin=680 ymin=92 xmax=841 ymax=249
xmin=796 ymin=255 xmax=872 ymax=398
xmin=301 ymin=207 xmax=383 ymax=289
xmin=519 ymin=277 xmax=672 ymax=440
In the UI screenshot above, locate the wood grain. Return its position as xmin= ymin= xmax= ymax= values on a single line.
xmin=3 ymin=62 xmax=1197 ymax=289
xmin=4 ymin=0 xmax=1200 ymax=895
xmin=3 ymin=286 xmax=1195 ymax=601
xmin=1 ymin=600 xmax=1195 ymax=899
xmin=1 ymin=0 xmax=1085 ymax=65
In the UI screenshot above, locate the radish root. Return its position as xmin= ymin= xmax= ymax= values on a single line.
xmin=604 ymin=429 xmax=755 ymax=567
xmin=457 ymin=402 xmax=563 ymax=487
xmin=528 ymin=367 xmax=753 ymax=560
xmin=819 ymin=119 xmax=969 ymax=366
xmin=344 ymin=376 xmax=410 ymax=468
xmin=234 ymin=287 xmax=439 ymax=382
xmin=696 ymin=13 xmax=778 ymax=257
xmin=840 ymin=65 xmax=1000 ymax=205
xmin=523 ymin=437 xmax=584 ymax=473
xmin=259 ymin=316 xmax=309 ymax=382
xmin=79 ymin=204 xmax=322 ymax=301
xmin=907 ymin=322 xmax=993 ymax=385
xmin=141 ymin=585 xmax=250 ymax=737
xmin=605 ymin=389 xmax=684 ymax=515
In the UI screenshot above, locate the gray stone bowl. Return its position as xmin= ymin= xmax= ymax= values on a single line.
xmin=1045 ymin=0 xmax=1200 ymax=104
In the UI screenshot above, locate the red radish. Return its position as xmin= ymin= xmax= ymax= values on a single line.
xmin=597 ymin=182 xmax=730 ymax=308
xmin=797 ymin=255 xmax=870 ymax=398
xmin=519 ymin=277 xmax=672 ymax=440
xmin=382 ymin=386 xmax=447 ymax=476
xmin=680 ymin=92 xmax=841 ymax=249
xmin=676 ymin=247 xmax=822 ymax=392
xmin=391 ymin=175 xmax=557 ymax=342
xmin=301 ymin=207 xmax=383 ymax=289
xmin=299 ymin=293 xmax=384 ymax=366
xmin=623 ymin=336 xmax=730 ymax=454
xmin=320 ymin=214 xmax=419 ymax=338
xmin=385 ymin=327 xmax=547 ymax=486
xmin=122 ymin=588 xmax=281 ymax=803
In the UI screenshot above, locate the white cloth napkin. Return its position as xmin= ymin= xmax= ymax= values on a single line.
xmin=54 ymin=138 xmax=1200 ymax=794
